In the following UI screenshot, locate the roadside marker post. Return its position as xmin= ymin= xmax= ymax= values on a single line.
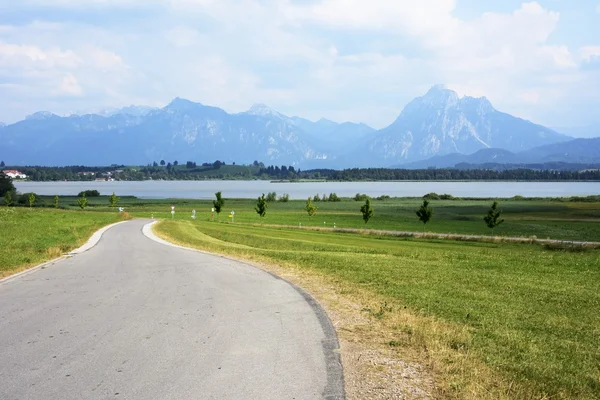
xmin=171 ymin=206 xmax=175 ymax=219
xmin=231 ymin=211 xmax=235 ymax=223
xmin=191 ymin=209 xmax=196 ymax=220
xmin=211 ymin=208 xmax=215 ymax=221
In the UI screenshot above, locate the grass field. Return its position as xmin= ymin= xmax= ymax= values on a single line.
xmin=155 ymin=219 xmax=600 ymax=399
xmin=0 ymin=208 xmax=129 ymax=278
xmin=77 ymin=196 xmax=600 ymax=242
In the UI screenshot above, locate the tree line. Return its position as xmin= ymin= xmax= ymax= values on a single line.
xmin=4 ymin=163 xmax=599 ymax=182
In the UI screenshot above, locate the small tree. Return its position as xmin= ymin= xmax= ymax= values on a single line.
xmin=54 ymin=195 xmax=59 ymax=209
xmin=160 ymin=160 xmax=165 ymax=166
xmin=28 ymin=193 xmax=36 ymax=208
xmin=213 ymin=191 xmax=225 ymax=218
xmin=305 ymin=197 xmax=317 ymax=218
xmin=109 ymin=192 xmax=119 ymax=207
xmin=416 ymin=199 xmax=433 ymax=232
xmin=484 ymin=201 xmax=505 ymax=236
xmin=360 ymin=197 xmax=374 ymax=224
xmin=77 ymin=193 xmax=88 ymax=210
xmin=255 ymin=193 xmax=268 ymax=218
xmin=0 ymin=161 xmax=4 ymax=167
xmin=4 ymin=191 xmax=12 ymax=206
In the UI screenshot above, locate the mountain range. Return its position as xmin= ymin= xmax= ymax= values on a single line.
xmin=1 ymin=85 xmax=596 ymax=168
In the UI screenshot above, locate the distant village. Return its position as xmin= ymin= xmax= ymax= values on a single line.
xmin=2 ymin=170 xmax=28 ymax=180
xmin=2 ymin=169 xmax=123 ymax=182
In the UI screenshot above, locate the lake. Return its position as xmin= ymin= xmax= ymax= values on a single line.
xmin=13 ymin=180 xmax=600 ymax=199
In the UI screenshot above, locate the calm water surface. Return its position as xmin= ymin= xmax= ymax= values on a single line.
xmin=14 ymin=180 xmax=600 ymax=199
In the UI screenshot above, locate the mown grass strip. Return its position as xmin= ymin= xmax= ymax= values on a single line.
xmin=155 ymin=219 xmax=600 ymax=399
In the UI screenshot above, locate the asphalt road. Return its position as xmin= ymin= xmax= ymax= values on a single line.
xmin=0 ymin=219 xmax=343 ymax=400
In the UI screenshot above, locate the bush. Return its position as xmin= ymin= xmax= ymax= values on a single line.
xmin=313 ymin=194 xmax=321 ymax=202
xmin=278 ymin=193 xmax=290 ymax=202
xmin=328 ymin=193 xmax=341 ymax=202
xmin=376 ymin=195 xmax=391 ymax=201
xmin=78 ymin=190 xmax=100 ymax=197
xmin=354 ymin=193 xmax=369 ymax=201
xmin=266 ymin=192 xmax=277 ymax=202
xmin=423 ymin=192 xmax=440 ymax=200
xmin=439 ymin=194 xmax=455 ymax=200
xmin=17 ymin=193 xmax=43 ymax=207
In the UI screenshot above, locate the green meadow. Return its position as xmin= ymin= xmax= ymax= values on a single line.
xmin=154 ymin=219 xmax=600 ymax=399
xmin=0 ymin=207 xmax=129 ymax=278
xmin=89 ymin=195 xmax=600 ymax=242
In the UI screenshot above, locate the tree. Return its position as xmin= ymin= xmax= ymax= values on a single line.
xmin=109 ymin=192 xmax=119 ymax=207
xmin=160 ymin=160 xmax=165 ymax=166
xmin=173 ymin=160 xmax=178 ymax=166
xmin=28 ymin=193 xmax=36 ymax=208
xmin=4 ymin=191 xmax=12 ymax=206
xmin=213 ymin=191 xmax=225 ymax=217
xmin=360 ymin=198 xmax=374 ymax=224
xmin=266 ymin=192 xmax=277 ymax=202
xmin=255 ymin=193 xmax=268 ymax=218
xmin=0 ymin=161 xmax=4 ymax=167
xmin=153 ymin=161 xmax=158 ymax=167
xmin=484 ymin=201 xmax=505 ymax=236
xmin=78 ymin=190 xmax=100 ymax=197
xmin=77 ymin=193 xmax=88 ymax=210
xmin=0 ymin=171 xmax=15 ymax=197
xmin=416 ymin=199 xmax=434 ymax=231
xmin=305 ymin=197 xmax=317 ymax=217
xmin=54 ymin=195 xmax=59 ymax=209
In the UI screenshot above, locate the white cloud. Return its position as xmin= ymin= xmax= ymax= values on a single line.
xmin=580 ymin=46 xmax=600 ymax=62
xmin=0 ymin=41 xmax=81 ymax=69
xmin=165 ymin=27 xmax=199 ymax=48
xmin=58 ymin=73 xmax=83 ymax=96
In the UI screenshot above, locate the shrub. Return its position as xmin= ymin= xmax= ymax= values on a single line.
xmin=423 ymin=192 xmax=440 ymax=200
xmin=278 ymin=193 xmax=290 ymax=202
xmin=376 ymin=195 xmax=391 ymax=201
xmin=78 ymin=190 xmax=100 ymax=197
xmin=313 ymin=194 xmax=321 ymax=202
xmin=439 ymin=194 xmax=455 ymax=200
xmin=18 ymin=192 xmax=40 ymax=206
xmin=266 ymin=192 xmax=277 ymax=202
xmin=354 ymin=193 xmax=369 ymax=201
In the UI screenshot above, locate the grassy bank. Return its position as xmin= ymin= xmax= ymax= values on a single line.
xmin=154 ymin=220 xmax=600 ymax=399
xmin=0 ymin=208 xmax=129 ymax=278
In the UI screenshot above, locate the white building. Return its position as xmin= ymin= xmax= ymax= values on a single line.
xmin=2 ymin=170 xmax=27 ymax=179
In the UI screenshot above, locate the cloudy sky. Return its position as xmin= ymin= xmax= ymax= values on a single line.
xmin=1 ymin=0 xmax=599 ymax=131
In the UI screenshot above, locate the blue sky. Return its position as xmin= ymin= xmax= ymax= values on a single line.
xmin=1 ymin=0 xmax=599 ymax=131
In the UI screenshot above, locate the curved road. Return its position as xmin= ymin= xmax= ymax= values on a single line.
xmin=0 ymin=220 xmax=343 ymax=400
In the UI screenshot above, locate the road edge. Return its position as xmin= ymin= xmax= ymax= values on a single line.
xmin=142 ymin=220 xmax=345 ymax=400
xmin=0 ymin=220 xmax=128 ymax=285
